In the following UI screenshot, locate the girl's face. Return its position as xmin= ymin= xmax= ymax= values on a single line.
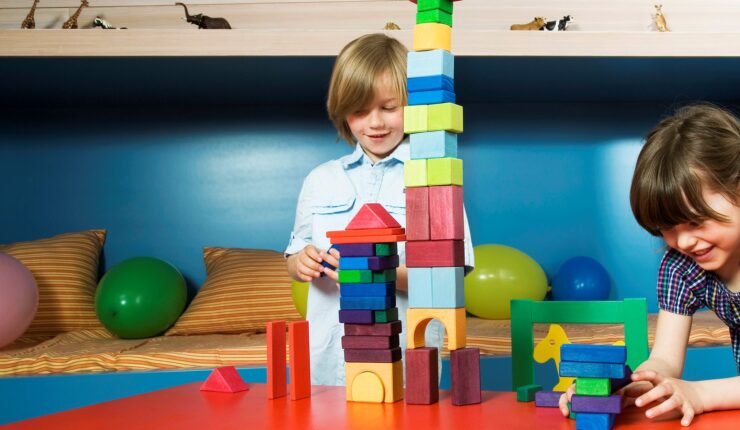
xmin=661 ymin=185 xmax=740 ymax=282
xmin=346 ymin=73 xmax=404 ymax=164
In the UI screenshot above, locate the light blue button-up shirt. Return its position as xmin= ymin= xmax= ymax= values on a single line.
xmin=285 ymin=140 xmax=475 ymax=386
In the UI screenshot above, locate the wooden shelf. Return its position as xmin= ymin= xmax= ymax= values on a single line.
xmin=1 ymin=29 xmax=739 ymax=57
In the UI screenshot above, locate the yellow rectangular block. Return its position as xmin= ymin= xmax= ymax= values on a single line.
xmin=407 ymin=307 xmax=466 ymax=350
xmin=427 ymin=157 xmax=463 ymax=186
xmin=345 ymin=360 xmax=403 ymax=403
xmin=404 ymin=105 xmax=429 ymax=134
xmin=413 ymin=22 xmax=452 ymax=52
xmin=428 ymin=103 xmax=463 ymax=133
xmin=404 ymin=159 xmax=428 ymax=187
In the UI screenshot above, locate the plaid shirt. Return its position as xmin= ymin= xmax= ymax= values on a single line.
xmin=658 ymin=248 xmax=740 ymax=373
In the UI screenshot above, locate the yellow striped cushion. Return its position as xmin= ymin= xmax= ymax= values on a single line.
xmin=0 ymin=230 xmax=106 ymax=336
xmin=166 ymin=247 xmax=302 ymax=336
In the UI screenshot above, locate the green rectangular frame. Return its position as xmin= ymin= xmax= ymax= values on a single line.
xmin=510 ymin=298 xmax=649 ymax=391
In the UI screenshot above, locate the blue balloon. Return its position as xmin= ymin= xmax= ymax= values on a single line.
xmin=551 ymin=257 xmax=611 ymax=301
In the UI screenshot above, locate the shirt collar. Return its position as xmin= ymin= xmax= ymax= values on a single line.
xmin=340 ymin=137 xmax=410 ymax=169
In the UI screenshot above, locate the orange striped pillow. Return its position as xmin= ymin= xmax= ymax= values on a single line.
xmin=0 ymin=230 xmax=106 ymax=336
xmin=166 ymin=247 xmax=302 ymax=336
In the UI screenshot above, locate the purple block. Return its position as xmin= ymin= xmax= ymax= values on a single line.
xmin=336 ymin=243 xmax=375 ymax=257
xmin=338 ymin=309 xmax=373 ymax=324
xmin=367 ymin=255 xmax=400 ymax=270
xmin=571 ymin=394 xmax=622 ymax=414
xmin=535 ymin=390 xmax=562 ymax=408
xmin=611 ymin=366 xmax=633 ymax=392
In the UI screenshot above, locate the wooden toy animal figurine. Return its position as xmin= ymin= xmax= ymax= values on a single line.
xmin=510 ymin=17 xmax=546 ymax=31
xmin=654 ymin=4 xmax=669 ymax=32
xmin=93 ymin=16 xmax=127 ymax=29
xmin=542 ymin=15 xmax=573 ymax=31
xmin=384 ymin=22 xmax=400 ymax=30
xmin=175 ymin=3 xmax=231 ymax=29
xmin=20 ymin=0 xmax=39 ymax=29
xmin=62 ymin=0 xmax=89 ymax=29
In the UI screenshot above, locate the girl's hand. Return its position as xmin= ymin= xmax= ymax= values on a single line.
xmin=321 ymin=247 xmax=341 ymax=281
xmin=632 ymin=370 xmax=705 ymax=426
xmin=619 ymin=380 xmax=654 ymax=408
xmin=294 ymin=245 xmax=325 ymax=282
xmin=558 ymin=382 xmax=576 ymax=416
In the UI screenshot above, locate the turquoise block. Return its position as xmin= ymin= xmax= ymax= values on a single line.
xmin=575 ymin=412 xmax=615 ymax=430
xmin=340 ymin=256 xmax=370 ymax=270
xmin=407 ymin=50 xmax=454 ymax=79
xmin=408 ymin=267 xmax=433 ymax=308
xmin=410 ymin=131 xmax=458 ymax=159
xmin=431 ymin=267 xmax=464 ymax=308
xmin=340 ymin=295 xmax=395 ymax=311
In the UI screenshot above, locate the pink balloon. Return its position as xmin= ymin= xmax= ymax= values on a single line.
xmin=0 ymin=253 xmax=38 ymax=348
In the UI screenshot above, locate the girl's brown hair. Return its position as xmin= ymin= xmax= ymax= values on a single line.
xmin=326 ymin=33 xmax=408 ymax=145
xmin=630 ymin=104 xmax=740 ymax=236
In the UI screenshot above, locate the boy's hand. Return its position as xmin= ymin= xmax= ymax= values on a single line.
xmin=294 ymin=245 xmax=325 ymax=282
xmin=632 ymin=370 xmax=705 ymax=426
xmin=321 ymin=247 xmax=341 ymax=281
xmin=558 ymin=382 xmax=576 ymax=416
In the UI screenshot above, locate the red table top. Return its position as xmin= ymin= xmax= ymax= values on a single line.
xmin=6 ymin=383 xmax=740 ymax=430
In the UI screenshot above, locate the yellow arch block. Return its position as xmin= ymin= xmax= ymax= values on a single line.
xmin=413 ymin=23 xmax=452 ymax=52
xmin=407 ymin=307 xmax=466 ymax=351
xmin=345 ymin=361 xmax=403 ymax=403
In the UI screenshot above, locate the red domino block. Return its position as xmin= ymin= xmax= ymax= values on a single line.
xmin=327 ymin=227 xmax=404 ymax=239
xmin=200 ymin=366 xmax=249 ymax=393
xmin=405 ymin=347 xmax=439 ymax=404
xmin=266 ymin=321 xmax=287 ymax=399
xmin=344 ymin=320 xmax=403 ymax=336
xmin=329 ymin=234 xmax=406 ymax=245
xmin=288 ymin=321 xmax=311 ymax=400
xmin=341 ymin=334 xmax=400 ymax=349
xmin=406 ymin=186 xmax=430 ymax=241
xmin=406 ymin=240 xmax=465 ymax=267
xmin=346 ymin=203 xmax=401 ymax=230
xmin=430 ymin=185 xmax=463 ymax=240
xmin=451 ymin=348 xmax=481 ymax=405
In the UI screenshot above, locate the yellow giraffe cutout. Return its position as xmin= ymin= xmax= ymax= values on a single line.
xmin=533 ymin=324 xmax=625 ymax=392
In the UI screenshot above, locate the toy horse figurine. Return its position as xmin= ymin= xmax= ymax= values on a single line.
xmin=62 ymin=0 xmax=89 ymax=29
xmin=175 ymin=3 xmax=231 ymax=29
xmin=21 ymin=0 xmax=39 ymax=29
xmin=510 ymin=17 xmax=546 ymax=31
xmin=654 ymin=4 xmax=669 ymax=32
xmin=542 ymin=15 xmax=573 ymax=32
xmin=533 ymin=324 xmax=576 ymax=392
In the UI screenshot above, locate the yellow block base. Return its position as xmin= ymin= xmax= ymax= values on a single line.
xmin=407 ymin=307 xmax=467 ymax=350
xmin=345 ymin=361 xmax=404 ymax=403
xmin=413 ymin=22 xmax=452 ymax=52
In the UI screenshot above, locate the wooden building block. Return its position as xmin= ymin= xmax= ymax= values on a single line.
xmin=535 ymin=390 xmax=562 ymax=408
xmin=340 ymin=282 xmax=395 ymax=298
xmin=408 ymin=267 xmax=433 ymax=308
xmin=373 ymin=269 xmax=397 ymax=283
xmin=367 ymin=255 xmax=400 ymax=271
xmin=417 ymin=9 xmax=452 ymax=27
xmin=404 ymin=158 xmax=428 ymax=187
xmin=405 ymin=347 xmax=439 ymax=404
xmin=576 ymin=378 xmax=611 ymax=396
xmin=374 ymin=242 xmax=397 ymax=256
xmin=450 ymin=348 xmax=481 ymax=405
xmin=431 ymin=266 xmax=464 ymax=308
xmin=340 ymin=295 xmax=395 ymax=311
xmin=405 ymin=186 xmax=430 ymax=240
xmin=427 ymin=157 xmax=463 ymax=186
xmin=406 ymin=240 xmax=464 ymax=267
xmin=339 ymin=256 xmax=371 ymax=270
xmin=407 ymin=75 xmax=454 ymax=93
xmin=410 ymin=131 xmax=457 ymax=160
xmin=328 ymin=227 xmax=404 ymax=239
xmin=408 ymin=89 xmax=455 ymax=106
xmin=374 ymin=307 xmax=399 ymax=323
xmin=336 ymin=243 xmax=374 ymax=257
xmin=571 ymin=394 xmax=622 ymax=414
xmin=344 ymin=347 xmax=402 ymax=363
xmin=338 ymin=269 xmax=372 ymax=284
xmin=428 ymin=102 xmax=463 ymax=133
xmin=610 ymin=366 xmax=633 ymax=392
xmin=561 ymin=344 xmax=627 ymax=364
xmin=429 ymin=185 xmax=463 ymax=240
xmin=516 ymin=384 xmax=542 ymax=402
xmin=266 ymin=321 xmax=286 ymax=399
xmin=413 ymin=22 xmax=452 ymax=52
xmin=339 ymin=256 xmax=399 ymax=271
xmin=341 ymin=334 xmax=400 ymax=349
xmin=404 ymin=105 xmax=429 ymax=134
xmin=344 ymin=320 xmax=402 ymax=336
xmin=575 ymin=413 xmax=615 ymax=430
xmin=338 ymin=309 xmax=374 ymax=324
xmin=288 ymin=321 xmax=310 ymax=400
xmin=413 ymin=0 xmax=453 ymax=14
xmin=346 ymin=203 xmax=401 ymax=230
xmin=350 ymin=372 xmax=384 ymax=403
xmin=330 ymin=234 xmax=406 ymax=244
xmin=407 ymin=49 xmax=454 ymax=79
xmin=407 ymin=307 xmax=466 ymax=350
xmin=560 ymin=361 xmax=626 ymax=379
xmin=345 ymin=360 xmax=403 ymax=403
xmin=200 ymin=366 xmax=249 ymax=393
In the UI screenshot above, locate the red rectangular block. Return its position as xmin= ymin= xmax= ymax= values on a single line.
xmin=405 ymin=347 xmax=439 ymax=405
xmin=266 ymin=321 xmax=287 ymax=399
xmin=344 ymin=347 xmax=402 ymax=363
xmin=430 ymin=185 xmax=463 ymax=240
xmin=406 ymin=186 xmax=430 ymax=241
xmin=344 ymin=320 xmax=403 ymax=336
xmin=288 ymin=321 xmax=311 ymax=400
xmin=406 ymin=240 xmax=465 ymax=267
xmin=327 ymin=227 xmax=404 ymax=239
xmin=451 ymin=348 xmax=481 ymax=406
xmin=330 ymin=234 xmax=406 ymax=244
xmin=341 ymin=334 xmax=399 ymax=350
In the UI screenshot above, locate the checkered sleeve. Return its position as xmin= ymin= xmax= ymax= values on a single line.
xmin=657 ymin=248 xmax=703 ymax=316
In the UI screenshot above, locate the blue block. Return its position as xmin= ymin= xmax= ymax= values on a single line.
xmin=408 ymin=267 xmax=433 ymax=308
xmin=407 ymin=49 xmax=454 ymax=79
xmin=561 ymin=344 xmax=627 ymax=364
xmin=431 ymin=267 xmax=464 ymax=308
xmin=560 ymin=361 xmax=626 ymax=379
xmin=410 ymin=131 xmax=458 ymax=159
xmin=340 ymin=282 xmax=396 ymax=297
xmin=408 ymin=89 xmax=456 ymax=106
xmin=408 ymin=75 xmax=454 ymax=93
xmin=340 ymin=296 xmax=395 ymax=311
xmin=575 ymin=412 xmax=615 ymax=430
xmin=340 ymin=256 xmax=371 ymax=270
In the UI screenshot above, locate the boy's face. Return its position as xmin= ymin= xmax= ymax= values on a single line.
xmin=346 ymin=73 xmax=404 ymax=164
xmin=661 ymin=186 xmax=740 ymax=282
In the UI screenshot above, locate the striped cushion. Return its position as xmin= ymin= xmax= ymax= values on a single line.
xmin=0 ymin=230 xmax=106 ymax=336
xmin=166 ymin=247 xmax=302 ymax=336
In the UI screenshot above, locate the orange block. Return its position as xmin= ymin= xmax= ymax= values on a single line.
xmin=330 ymin=234 xmax=406 ymax=244
xmin=200 ymin=366 xmax=249 ymax=393
xmin=289 ymin=321 xmax=311 ymax=400
xmin=326 ymin=227 xmax=405 ymax=239
xmin=267 ymin=321 xmax=287 ymax=399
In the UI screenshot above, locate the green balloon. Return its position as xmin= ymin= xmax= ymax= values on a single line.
xmin=95 ymin=257 xmax=187 ymax=339
xmin=465 ymin=244 xmax=548 ymax=320
xmin=291 ymin=280 xmax=308 ymax=319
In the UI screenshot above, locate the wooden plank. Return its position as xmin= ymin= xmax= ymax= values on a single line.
xmin=344 ymin=320 xmax=402 ymax=336
xmin=405 ymin=347 xmax=439 ymax=404
xmin=450 ymin=348 xmax=481 ymax=405
xmin=344 ymin=347 xmax=402 ymax=363
xmin=341 ymin=334 xmax=400 ymax=349
xmin=266 ymin=321 xmax=286 ymax=399
xmin=571 ymin=394 xmax=622 ymax=414
xmin=561 ymin=344 xmax=626 ymax=364
xmin=288 ymin=320 xmax=310 ymax=400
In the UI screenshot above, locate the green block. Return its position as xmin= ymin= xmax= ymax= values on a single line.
xmin=417 ymin=0 xmax=452 ymax=14
xmin=575 ymin=377 xmax=611 ymax=396
xmin=427 ymin=157 xmax=463 ymax=186
xmin=404 ymin=105 xmax=428 ymax=133
xmin=338 ymin=269 xmax=372 ymax=284
xmin=516 ymin=384 xmax=542 ymax=402
xmin=417 ymin=9 xmax=452 ymax=27
xmin=428 ymin=103 xmax=463 ymax=133
xmin=375 ymin=243 xmax=397 ymax=256
xmin=373 ymin=269 xmax=396 ymax=283
xmin=374 ymin=307 xmax=399 ymax=323
xmin=404 ymin=159 xmax=428 ymax=187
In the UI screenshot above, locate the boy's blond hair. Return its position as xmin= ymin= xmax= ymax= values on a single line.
xmin=327 ymin=33 xmax=408 ymax=145
xmin=630 ymin=104 xmax=740 ymax=236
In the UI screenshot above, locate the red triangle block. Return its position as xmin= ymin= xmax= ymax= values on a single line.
xmin=346 ymin=203 xmax=401 ymax=230
xmin=200 ymin=366 xmax=249 ymax=393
